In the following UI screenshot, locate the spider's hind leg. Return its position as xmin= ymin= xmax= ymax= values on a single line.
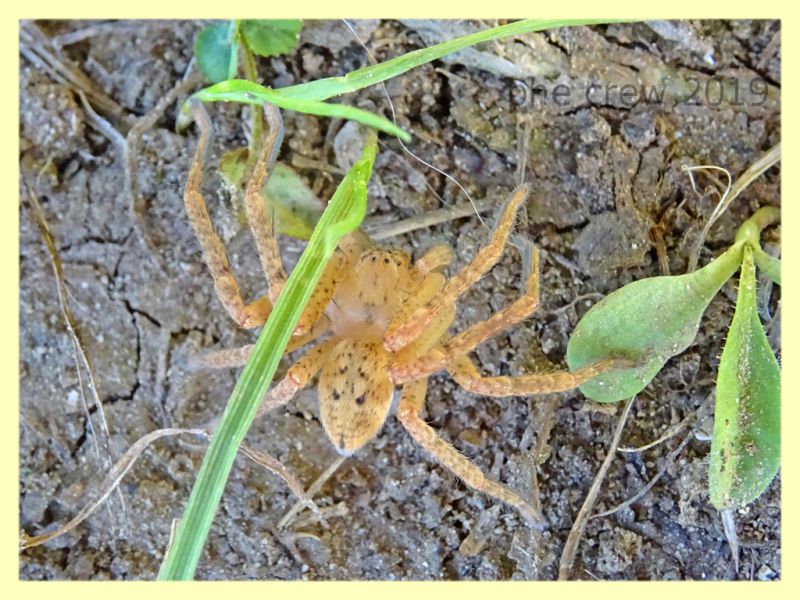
xmin=446 ymin=353 xmax=633 ymax=397
xmin=396 ymin=378 xmax=544 ymax=527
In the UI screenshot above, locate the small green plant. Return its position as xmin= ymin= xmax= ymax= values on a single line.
xmin=566 ymin=206 xmax=780 ymax=512
xmin=195 ymin=20 xmax=303 ymax=85
xmin=193 ymin=20 xmax=304 ymax=182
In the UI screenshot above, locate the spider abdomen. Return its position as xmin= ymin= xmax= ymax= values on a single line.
xmin=318 ymin=339 xmax=394 ymax=454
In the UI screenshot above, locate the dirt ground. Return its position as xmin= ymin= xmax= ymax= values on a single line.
xmin=19 ymin=20 xmax=781 ymax=580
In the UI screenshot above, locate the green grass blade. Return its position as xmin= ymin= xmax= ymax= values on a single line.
xmin=158 ymin=131 xmax=377 ymax=581
xmin=275 ymin=19 xmax=619 ymax=101
xmin=709 ymin=244 xmax=781 ymax=510
xmin=193 ymin=80 xmax=411 ymax=142
xmin=187 ymin=19 xmax=622 ymax=139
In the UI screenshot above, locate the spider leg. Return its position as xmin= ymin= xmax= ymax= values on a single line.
xmin=243 ymin=104 xmax=288 ymax=304
xmin=446 ymin=353 xmax=632 ymax=397
xmin=413 ymin=244 xmax=454 ymax=275
xmin=188 ymin=315 xmax=331 ymax=371
xmin=396 ymin=378 xmax=543 ymax=526
xmin=292 ymin=252 xmax=347 ymax=336
xmin=391 ymin=244 xmax=540 ymax=382
xmin=257 ymin=337 xmax=340 ymax=418
xmin=385 ymin=185 xmax=528 ymax=352
xmin=183 ymin=101 xmax=272 ymax=329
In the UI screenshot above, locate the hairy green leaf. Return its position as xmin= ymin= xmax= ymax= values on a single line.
xmin=709 ymin=244 xmax=781 ymax=510
xmin=195 ymin=21 xmax=238 ymax=83
xmin=218 ymin=148 xmax=324 ymax=239
xmin=262 ymin=162 xmax=325 ymax=239
xmin=218 ymin=146 xmax=249 ymax=189
xmin=240 ymin=19 xmax=302 ymax=57
xmin=566 ymin=242 xmax=744 ymax=403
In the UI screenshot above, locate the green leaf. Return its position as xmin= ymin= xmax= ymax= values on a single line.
xmin=262 ymin=162 xmax=325 ymax=239
xmin=709 ymin=244 xmax=781 ymax=510
xmin=753 ymin=247 xmax=781 ymax=286
xmin=566 ymin=242 xmax=745 ymax=403
xmin=275 ymin=18 xmax=624 ymax=102
xmin=218 ymin=149 xmax=324 ymax=239
xmin=192 ymin=79 xmax=411 ymax=142
xmin=218 ymin=146 xmax=250 ymax=189
xmin=158 ymin=131 xmax=377 ymax=581
xmin=195 ymin=21 xmax=239 ymax=83
xmin=240 ymin=19 xmax=302 ymax=57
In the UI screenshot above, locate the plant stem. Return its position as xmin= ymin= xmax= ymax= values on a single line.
xmin=735 ymin=206 xmax=781 ymax=247
xmin=238 ymin=27 xmax=264 ymax=173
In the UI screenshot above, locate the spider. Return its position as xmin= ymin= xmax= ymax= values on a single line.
xmin=183 ymin=103 xmax=628 ymax=526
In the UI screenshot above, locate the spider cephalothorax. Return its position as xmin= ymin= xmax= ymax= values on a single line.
xmin=184 ymin=104 xmax=626 ymax=526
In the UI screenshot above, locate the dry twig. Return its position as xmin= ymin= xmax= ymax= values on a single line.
xmin=591 ymin=398 xmax=712 ymax=520
xmin=557 ymin=396 xmax=636 ymax=580
xmin=124 ymin=69 xmax=204 ymax=260
xmin=21 ymin=428 xmax=205 ymax=550
xmin=278 ymin=455 xmax=347 ymax=530
xmin=24 ymin=181 xmax=126 ymax=528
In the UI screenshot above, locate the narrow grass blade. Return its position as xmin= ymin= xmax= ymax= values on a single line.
xmin=193 ymin=80 xmax=411 ymax=142
xmin=158 ymin=131 xmax=377 ymax=581
xmin=709 ymin=244 xmax=781 ymax=510
xmin=275 ymin=19 xmax=619 ymax=101
xmin=188 ymin=19 xmax=622 ymax=140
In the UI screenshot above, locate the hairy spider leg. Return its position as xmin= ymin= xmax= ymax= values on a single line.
xmin=187 ymin=314 xmax=331 ymax=371
xmin=384 ymin=185 xmax=529 ymax=352
xmin=446 ymin=354 xmax=634 ymax=397
xmin=183 ymin=101 xmax=272 ymax=329
xmin=396 ymin=378 xmax=544 ymax=526
xmin=413 ymin=244 xmax=454 ymax=275
xmin=390 ymin=242 xmax=540 ymax=382
xmin=243 ymin=104 xmax=288 ymax=304
xmin=257 ymin=337 xmax=341 ymax=418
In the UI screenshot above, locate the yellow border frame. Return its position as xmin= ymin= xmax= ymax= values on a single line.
xmin=7 ymin=3 xmax=794 ymax=596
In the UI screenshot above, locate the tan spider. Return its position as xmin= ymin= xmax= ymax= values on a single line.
xmin=184 ymin=103 xmax=627 ymax=526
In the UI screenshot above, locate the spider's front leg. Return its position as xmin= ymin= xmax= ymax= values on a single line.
xmin=183 ymin=103 xmax=271 ymax=328
xmin=243 ymin=104 xmax=288 ymax=304
xmin=183 ymin=101 xmax=286 ymax=329
xmin=396 ymin=378 xmax=544 ymax=527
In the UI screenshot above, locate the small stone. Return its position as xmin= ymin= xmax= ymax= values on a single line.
xmin=756 ymin=564 xmax=777 ymax=581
